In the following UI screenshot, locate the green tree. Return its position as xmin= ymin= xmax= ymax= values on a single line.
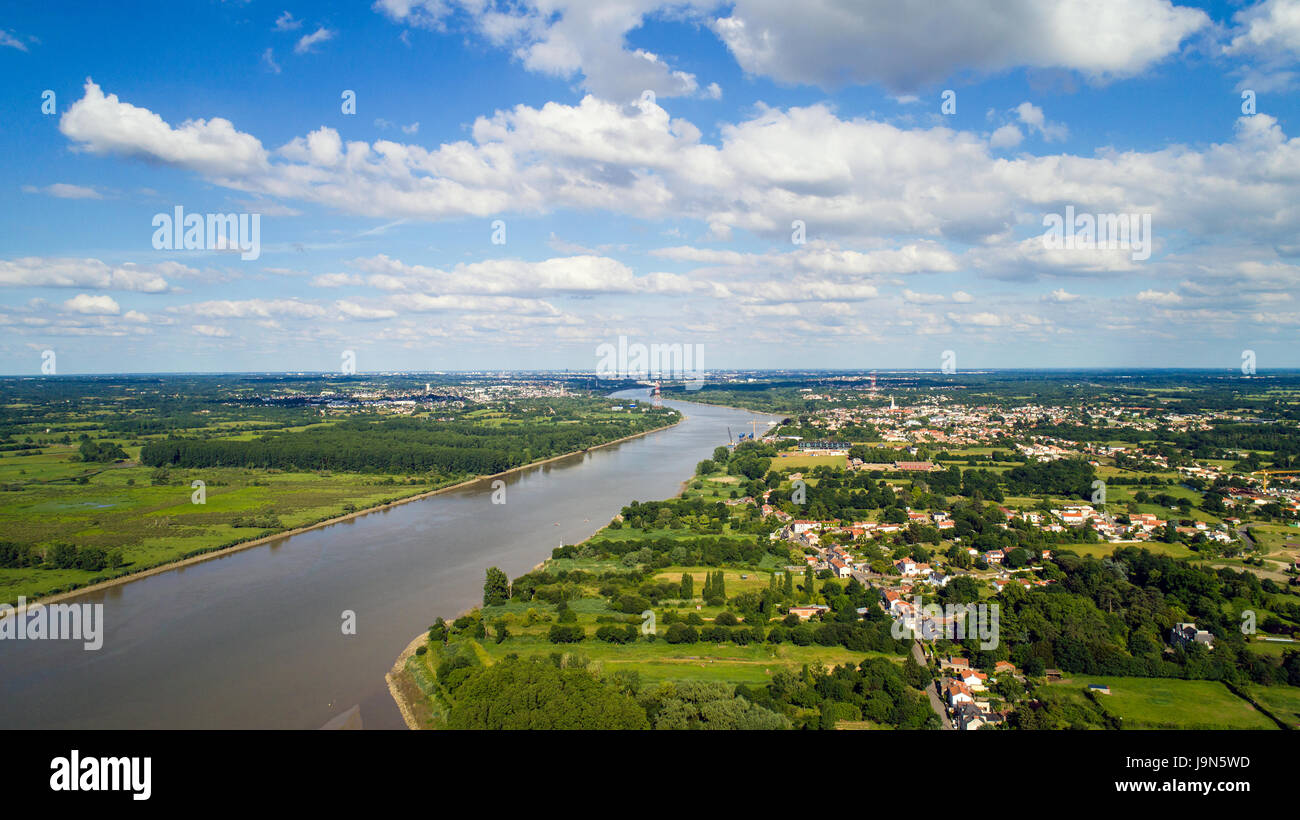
xmin=483 ymin=566 xmax=511 ymax=606
xmin=446 ymin=657 xmax=648 ymax=729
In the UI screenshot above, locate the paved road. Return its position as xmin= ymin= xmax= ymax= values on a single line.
xmin=913 ymin=641 xmax=953 ymax=730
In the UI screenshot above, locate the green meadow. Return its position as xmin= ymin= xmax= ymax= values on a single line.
xmin=1054 ymin=676 xmax=1277 ymax=730
xmin=0 ymin=458 xmax=443 ymax=604
xmin=1244 ymin=684 xmax=1300 ymax=728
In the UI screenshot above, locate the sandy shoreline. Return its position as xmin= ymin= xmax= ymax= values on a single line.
xmin=385 ymin=631 xmax=429 ymax=730
xmin=1 ymin=414 xmax=682 ymax=618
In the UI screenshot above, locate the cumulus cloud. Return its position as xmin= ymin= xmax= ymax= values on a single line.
xmin=1136 ymin=288 xmax=1183 ymax=305
xmin=711 ymin=0 xmax=1208 ymax=91
xmin=990 ymin=124 xmax=1023 ymax=149
xmin=374 ymin=0 xmax=1211 ymax=97
xmin=334 ymin=300 xmax=398 ymax=320
xmin=63 ymin=293 xmax=121 ymax=315
xmin=902 ymin=289 xmax=946 ymax=304
xmin=50 ymin=81 xmax=1300 ymax=296
xmin=1013 ymin=102 xmax=1068 ymax=141
xmin=0 ymin=258 xmax=185 ymax=291
xmin=192 ymin=324 xmax=231 ymax=337
xmin=60 ymin=79 xmax=269 ymax=177
xmin=374 ymin=0 xmax=716 ymax=101
xmin=1223 ymin=0 xmax=1300 ymax=91
xmin=171 ymin=299 xmax=330 ymax=320
xmin=1224 ymin=0 xmax=1300 ymax=60
xmin=346 ymin=253 xmax=684 ymax=296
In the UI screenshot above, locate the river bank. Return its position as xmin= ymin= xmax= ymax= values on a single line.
xmin=385 ymin=397 xmax=765 ymax=729
xmin=0 ymin=415 xmax=683 ymax=619
xmin=0 ymin=394 xmax=780 ymax=730
xmin=385 ymin=631 xmax=429 ymax=730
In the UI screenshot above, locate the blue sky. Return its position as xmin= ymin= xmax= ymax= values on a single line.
xmin=1 ymin=0 xmax=1298 ymax=374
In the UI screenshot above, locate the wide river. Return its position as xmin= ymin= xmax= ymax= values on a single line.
xmin=0 ymin=393 xmax=780 ymax=729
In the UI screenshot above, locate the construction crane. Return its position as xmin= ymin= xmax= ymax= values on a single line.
xmin=726 ymin=426 xmax=734 ymax=445
xmin=1250 ymin=469 xmax=1300 ymax=490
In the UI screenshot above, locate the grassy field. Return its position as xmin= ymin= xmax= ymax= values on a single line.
xmin=770 ymin=453 xmax=846 ymax=469
xmin=469 ymin=633 xmax=883 ymax=686
xmin=0 ymin=460 xmax=444 ymax=603
xmin=1244 ymin=684 xmax=1300 ymax=728
xmin=1243 ymin=637 xmax=1300 ymax=657
xmin=1053 ymin=676 xmax=1277 ymax=730
xmin=1058 ymin=541 xmax=1194 ymax=559
xmin=685 ymin=472 xmax=747 ymax=501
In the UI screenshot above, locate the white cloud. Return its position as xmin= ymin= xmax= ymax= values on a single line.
xmin=0 ymin=257 xmax=183 ymax=292
xmin=1223 ymin=0 xmax=1300 ymax=90
xmin=1014 ymin=102 xmax=1068 ymax=141
xmin=1136 ymin=288 xmax=1183 ymax=305
xmin=990 ymin=124 xmax=1024 ymax=149
xmin=53 ymin=81 xmax=1300 ymax=277
xmin=374 ymin=0 xmax=715 ymax=101
xmin=22 ymin=183 xmax=103 ymax=199
xmin=350 ymin=253 xmax=659 ymax=296
xmin=60 ymin=79 xmax=269 ymax=177
xmin=275 ymin=11 xmax=303 ymax=31
xmin=63 ymin=293 xmax=121 ymax=315
xmin=295 ymin=27 xmax=336 ymax=55
xmin=0 ymin=29 xmax=27 ymax=51
xmin=262 ymin=48 xmax=282 ymax=74
xmin=335 ymin=300 xmax=398 ymax=320
xmin=902 ymin=289 xmax=945 ymax=304
xmin=172 ymin=299 xmax=330 ymax=319
xmin=192 ymin=324 xmax=231 ymax=337
xmin=312 ymin=272 xmax=365 ymax=288
xmin=1225 ymin=0 xmax=1300 ymax=59
xmin=711 ymin=0 xmax=1208 ymax=91
xmin=1047 ymin=288 xmax=1080 ymax=302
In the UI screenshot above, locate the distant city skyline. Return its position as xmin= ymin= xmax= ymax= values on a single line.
xmin=2 ymin=1 xmax=1299 ymax=373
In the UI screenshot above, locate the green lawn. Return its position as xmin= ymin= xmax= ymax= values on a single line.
xmin=1244 ymin=685 xmax=1300 ymax=728
xmin=770 ymin=453 xmax=846 ymax=469
xmin=1055 ymin=676 xmax=1277 ymax=730
xmin=1059 ymin=541 xmax=1193 ymax=559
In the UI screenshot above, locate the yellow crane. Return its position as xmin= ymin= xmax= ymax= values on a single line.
xmin=1250 ymin=469 xmax=1300 ymax=490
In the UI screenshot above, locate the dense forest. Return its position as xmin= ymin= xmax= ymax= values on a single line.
xmin=140 ymin=406 xmax=677 ymax=475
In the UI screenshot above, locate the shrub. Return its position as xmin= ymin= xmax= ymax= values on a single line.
xmin=548 ymin=624 xmax=585 ymax=644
